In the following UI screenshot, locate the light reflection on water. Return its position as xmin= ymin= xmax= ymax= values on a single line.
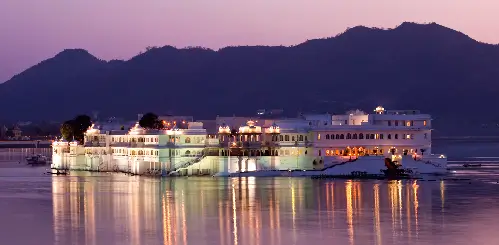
xmin=45 ymin=176 xmax=499 ymax=245
xmin=0 ymin=143 xmax=499 ymax=245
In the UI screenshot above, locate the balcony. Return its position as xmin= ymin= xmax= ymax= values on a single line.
xmin=262 ymin=141 xmax=280 ymax=147
xmin=84 ymin=141 xmax=104 ymax=147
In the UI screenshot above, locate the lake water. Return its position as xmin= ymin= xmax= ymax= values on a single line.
xmin=0 ymin=140 xmax=498 ymax=245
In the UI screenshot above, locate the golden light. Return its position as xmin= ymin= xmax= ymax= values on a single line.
xmin=375 ymin=106 xmax=385 ymax=114
xmin=264 ymin=125 xmax=280 ymax=134
xmin=219 ymin=125 xmax=231 ymax=134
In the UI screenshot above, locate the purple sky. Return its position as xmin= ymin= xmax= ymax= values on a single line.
xmin=1 ymin=0 xmax=498 ymax=83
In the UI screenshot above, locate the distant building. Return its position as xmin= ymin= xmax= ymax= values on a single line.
xmin=0 ymin=125 xmax=7 ymax=140
xmin=12 ymin=125 xmax=22 ymax=140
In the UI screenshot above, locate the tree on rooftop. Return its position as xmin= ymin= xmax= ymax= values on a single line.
xmin=60 ymin=115 xmax=92 ymax=143
xmin=60 ymin=120 xmax=74 ymax=141
xmin=139 ymin=113 xmax=162 ymax=129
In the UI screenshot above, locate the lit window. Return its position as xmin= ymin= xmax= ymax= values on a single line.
xmin=423 ymin=120 xmax=427 ymax=126
xmin=405 ymin=134 xmax=411 ymax=139
xmin=406 ymin=121 xmax=411 ymax=127
xmin=317 ymin=133 xmax=321 ymax=140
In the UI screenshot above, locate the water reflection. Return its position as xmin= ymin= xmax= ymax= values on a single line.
xmin=0 ymin=148 xmax=52 ymax=162
xmin=49 ymin=176 xmax=499 ymax=245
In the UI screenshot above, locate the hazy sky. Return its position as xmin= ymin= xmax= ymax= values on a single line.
xmin=1 ymin=0 xmax=498 ymax=82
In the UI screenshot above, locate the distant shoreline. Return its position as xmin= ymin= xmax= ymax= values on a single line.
xmin=433 ymin=136 xmax=499 ymax=143
xmin=0 ymin=140 xmax=52 ymax=149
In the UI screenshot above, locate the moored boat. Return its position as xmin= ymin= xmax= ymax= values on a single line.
xmin=26 ymin=154 xmax=49 ymax=165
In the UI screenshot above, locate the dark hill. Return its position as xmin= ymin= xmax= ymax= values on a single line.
xmin=1 ymin=22 xmax=499 ymax=136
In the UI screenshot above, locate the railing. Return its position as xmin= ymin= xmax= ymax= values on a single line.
xmin=205 ymin=139 xmax=220 ymax=146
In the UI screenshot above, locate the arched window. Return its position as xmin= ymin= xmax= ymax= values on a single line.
xmin=395 ymin=134 xmax=399 ymax=139
xmin=185 ymin=150 xmax=191 ymax=156
xmin=285 ymin=135 xmax=289 ymax=141
xmin=185 ymin=137 xmax=191 ymax=143
xmin=292 ymin=136 xmax=295 ymax=141
xmin=336 ymin=134 xmax=340 ymax=139
xmin=150 ymin=150 xmax=154 ymax=155
xmin=353 ymin=134 xmax=358 ymax=139
xmin=131 ymin=150 xmax=136 ymax=155
xmin=380 ymin=134 xmax=384 ymax=139
xmin=370 ymin=134 xmax=375 ymax=139
xmin=346 ymin=133 xmax=352 ymax=139
xmin=299 ymin=135 xmax=304 ymax=141
xmin=359 ymin=133 xmax=364 ymax=139
xmin=340 ymin=134 xmax=344 ymax=139
xmin=326 ymin=134 xmax=330 ymax=140
xmin=279 ymin=135 xmax=283 ymax=141
xmin=388 ymin=134 xmax=392 ymax=139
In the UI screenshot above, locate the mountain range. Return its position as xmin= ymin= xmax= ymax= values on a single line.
xmin=1 ymin=22 xmax=499 ymax=136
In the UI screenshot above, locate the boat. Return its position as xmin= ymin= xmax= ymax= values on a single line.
xmin=463 ymin=163 xmax=482 ymax=168
xmin=26 ymin=154 xmax=49 ymax=165
xmin=48 ymin=168 xmax=69 ymax=175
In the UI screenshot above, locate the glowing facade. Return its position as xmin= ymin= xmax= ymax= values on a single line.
xmin=51 ymin=107 xmax=447 ymax=176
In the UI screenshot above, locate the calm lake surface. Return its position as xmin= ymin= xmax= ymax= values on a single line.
xmin=0 ymin=140 xmax=499 ymax=245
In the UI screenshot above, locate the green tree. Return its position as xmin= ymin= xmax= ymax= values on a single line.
xmin=59 ymin=114 xmax=92 ymax=143
xmin=60 ymin=120 xmax=74 ymax=141
xmin=139 ymin=113 xmax=162 ymax=129
xmin=73 ymin=115 xmax=92 ymax=142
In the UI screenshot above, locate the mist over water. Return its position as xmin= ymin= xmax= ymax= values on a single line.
xmin=0 ymin=140 xmax=498 ymax=245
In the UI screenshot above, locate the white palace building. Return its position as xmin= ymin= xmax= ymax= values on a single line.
xmin=51 ymin=106 xmax=448 ymax=176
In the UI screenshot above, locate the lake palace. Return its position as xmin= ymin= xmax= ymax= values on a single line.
xmin=51 ymin=106 xmax=448 ymax=176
